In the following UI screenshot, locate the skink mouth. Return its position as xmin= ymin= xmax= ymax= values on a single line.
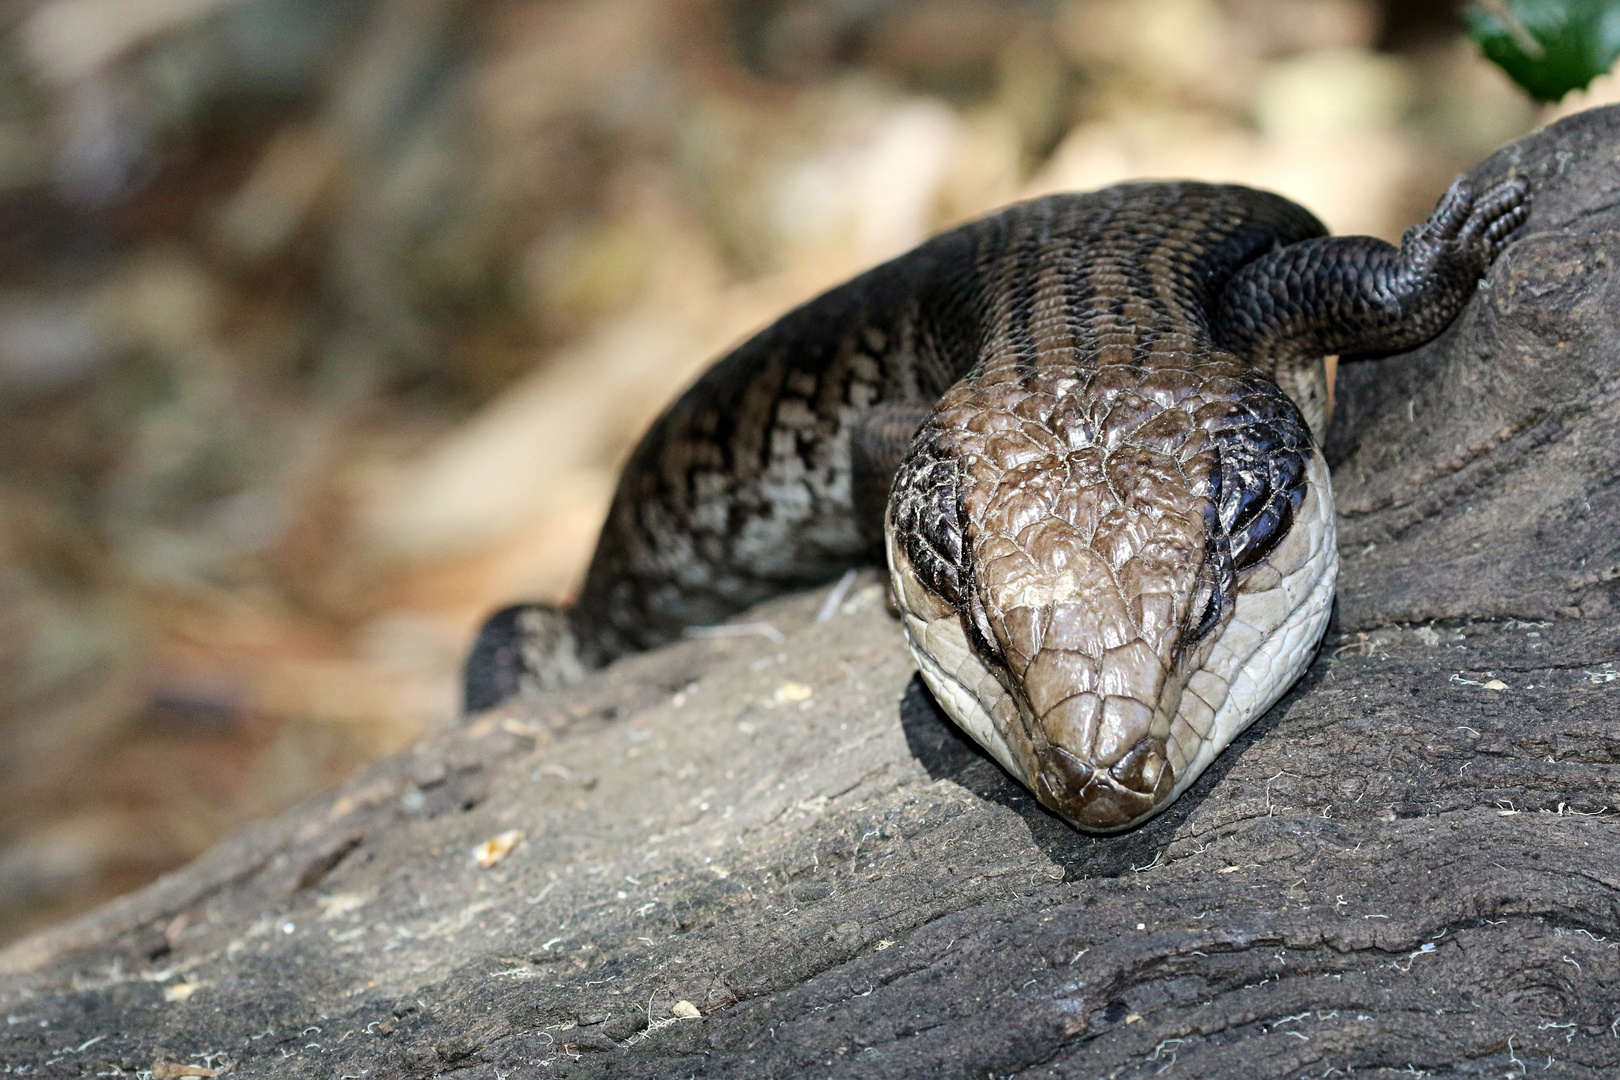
xmin=1005 ymin=636 xmax=1192 ymax=831
xmin=1035 ymin=737 xmax=1175 ymax=832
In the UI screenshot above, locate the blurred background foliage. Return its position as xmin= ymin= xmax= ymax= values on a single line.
xmin=0 ymin=0 xmax=1609 ymax=944
xmin=1467 ymin=0 xmax=1620 ymax=101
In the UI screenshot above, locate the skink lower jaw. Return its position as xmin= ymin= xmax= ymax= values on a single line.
xmin=1034 ymin=739 xmax=1176 ymax=833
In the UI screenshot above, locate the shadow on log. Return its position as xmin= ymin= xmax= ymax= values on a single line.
xmin=3 ymin=108 xmax=1620 ymax=1080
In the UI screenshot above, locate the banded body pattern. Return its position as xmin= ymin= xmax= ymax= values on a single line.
xmin=571 ymin=246 xmax=963 ymax=667
xmin=573 ymin=184 xmax=1327 ymax=666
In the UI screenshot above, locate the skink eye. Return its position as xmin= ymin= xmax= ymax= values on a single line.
xmin=1210 ymin=382 xmax=1313 ymax=572
xmin=1191 ymin=583 xmax=1224 ymax=641
xmin=1229 ymin=488 xmax=1296 ymax=570
xmin=1192 ymin=498 xmax=1234 ymax=642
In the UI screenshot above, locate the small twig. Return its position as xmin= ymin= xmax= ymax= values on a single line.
xmin=684 ymin=622 xmax=784 ymax=644
xmin=815 ymin=568 xmax=859 ymax=623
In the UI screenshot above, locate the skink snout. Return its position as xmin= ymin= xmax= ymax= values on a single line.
xmin=1035 ymin=735 xmax=1174 ymax=831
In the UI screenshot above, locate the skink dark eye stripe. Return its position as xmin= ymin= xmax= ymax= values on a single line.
xmin=1229 ymin=496 xmax=1293 ymax=570
xmin=892 ymin=428 xmax=969 ymax=609
xmin=1193 ymin=498 xmax=1235 ymax=641
xmin=1202 ymin=381 xmax=1314 ymax=572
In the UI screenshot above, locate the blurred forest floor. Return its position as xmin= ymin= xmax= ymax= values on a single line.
xmin=0 ymin=0 xmax=1605 ymax=944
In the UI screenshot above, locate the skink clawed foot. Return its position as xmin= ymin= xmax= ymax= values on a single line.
xmin=1401 ymin=175 xmax=1532 ymax=280
xmin=1469 ymin=176 xmax=1533 ymax=259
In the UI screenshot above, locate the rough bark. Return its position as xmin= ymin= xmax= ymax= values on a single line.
xmin=3 ymin=107 xmax=1620 ymax=1080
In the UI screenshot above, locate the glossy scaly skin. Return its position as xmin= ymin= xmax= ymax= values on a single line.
xmin=465 ymin=178 xmax=1529 ymax=832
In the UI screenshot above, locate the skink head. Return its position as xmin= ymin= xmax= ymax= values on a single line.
xmin=887 ymin=363 xmax=1334 ymax=832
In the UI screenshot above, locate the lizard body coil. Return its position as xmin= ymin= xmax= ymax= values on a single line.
xmin=465 ymin=178 xmax=1529 ymax=832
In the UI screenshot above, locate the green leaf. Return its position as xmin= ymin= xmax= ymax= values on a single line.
xmin=1467 ymin=0 xmax=1620 ymax=102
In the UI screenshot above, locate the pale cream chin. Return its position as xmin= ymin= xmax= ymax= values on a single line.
xmin=885 ymin=449 xmax=1338 ymax=833
xmin=886 ymin=523 xmax=1039 ymax=788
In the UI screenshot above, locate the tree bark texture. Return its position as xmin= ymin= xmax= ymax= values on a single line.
xmin=2 ymin=106 xmax=1619 ymax=1080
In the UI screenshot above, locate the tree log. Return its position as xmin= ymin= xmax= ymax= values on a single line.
xmin=3 ymin=106 xmax=1620 ymax=1080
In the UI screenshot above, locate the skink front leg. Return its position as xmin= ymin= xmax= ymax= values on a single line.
xmin=1213 ymin=176 xmax=1531 ymax=370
